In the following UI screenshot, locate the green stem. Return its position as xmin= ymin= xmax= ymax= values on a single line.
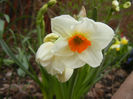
xmin=41 ymin=88 xmax=48 ymax=99
xmin=105 ymin=8 xmax=113 ymax=23
xmin=70 ymin=69 xmax=79 ymax=99
xmin=36 ymin=0 xmax=57 ymax=46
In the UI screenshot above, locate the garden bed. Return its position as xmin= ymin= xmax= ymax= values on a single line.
xmin=0 ymin=66 xmax=129 ymax=99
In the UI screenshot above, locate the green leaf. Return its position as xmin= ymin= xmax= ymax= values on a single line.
xmin=3 ymin=59 xmax=14 ymax=66
xmin=0 ymin=13 xmax=10 ymax=23
xmin=4 ymin=14 xmax=10 ymax=23
xmin=17 ymin=68 xmax=26 ymax=77
xmin=0 ymin=19 xmax=5 ymax=37
xmin=15 ymin=48 xmax=30 ymax=77
xmin=91 ymin=7 xmax=97 ymax=21
xmin=105 ymin=8 xmax=113 ymax=23
xmin=0 ymin=39 xmax=42 ymax=88
xmin=22 ymin=37 xmax=30 ymax=44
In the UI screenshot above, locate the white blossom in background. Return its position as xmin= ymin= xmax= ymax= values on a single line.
xmin=115 ymin=6 xmax=120 ymax=12
xmin=110 ymin=40 xmax=121 ymax=51
xmin=112 ymin=0 xmax=120 ymax=12
xmin=121 ymin=36 xmax=128 ymax=45
xmin=110 ymin=36 xmax=129 ymax=51
xmin=112 ymin=0 xmax=119 ymax=7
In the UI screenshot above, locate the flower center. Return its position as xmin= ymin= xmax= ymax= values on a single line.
xmin=68 ymin=34 xmax=91 ymax=53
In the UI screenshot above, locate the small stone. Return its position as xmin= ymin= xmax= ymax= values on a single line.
xmin=95 ymin=83 xmax=104 ymax=89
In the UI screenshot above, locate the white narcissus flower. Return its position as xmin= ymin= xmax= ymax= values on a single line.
xmin=36 ymin=15 xmax=114 ymax=82
xmin=36 ymin=34 xmax=74 ymax=82
xmin=51 ymin=15 xmax=114 ymax=68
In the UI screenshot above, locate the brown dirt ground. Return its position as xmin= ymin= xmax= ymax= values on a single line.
xmin=0 ymin=66 xmax=128 ymax=99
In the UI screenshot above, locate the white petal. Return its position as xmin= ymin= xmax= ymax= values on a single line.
xmin=51 ymin=56 xmax=65 ymax=74
xmin=91 ymin=22 xmax=114 ymax=50
xmin=78 ymin=47 xmax=103 ymax=67
xmin=41 ymin=56 xmax=65 ymax=75
xmin=48 ymin=54 xmax=85 ymax=74
xmin=52 ymin=37 xmax=73 ymax=56
xmin=74 ymin=18 xmax=95 ymax=36
xmin=45 ymin=62 xmax=59 ymax=75
xmin=61 ymin=54 xmax=85 ymax=69
xmin=38 ymin=60 xmax=51 ymax=67
xmin=36 ymin=42 xmax=54 ymax=67
xmin=51 ymin=15 xmax=78 ymax=38
xmin=56 ymin=68 xmax=74 ymax=82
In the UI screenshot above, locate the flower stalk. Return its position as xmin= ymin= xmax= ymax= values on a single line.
xmin=36 ymin=0 xmax=57 ymax=46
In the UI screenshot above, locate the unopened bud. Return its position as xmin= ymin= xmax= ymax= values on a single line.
xmin=48 ymin=0 xmax=57 ymax=7
xmin=121 ymin=37 xmax=128 ymax=45
xmin=115 ymin=6 xmax=120 ymax=12
xmin=44 ymin=33 xmax=59 ymax=43
xmin=123 ymin=1 xmax=131 ymax=8
xmin=112 ymin=0 xmax=119 ymax=7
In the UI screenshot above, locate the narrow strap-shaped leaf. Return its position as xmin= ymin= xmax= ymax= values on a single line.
xmin=91 ymin=7 xmax=97 ymax=21
xmin=0 ymin=19 xmax=5 ymax=38
xmin=0 ymin=39 xmax=42 ymax=88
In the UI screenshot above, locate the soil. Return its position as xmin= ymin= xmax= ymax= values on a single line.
xmin=86 ymin=68 xmax=128 ymax=99
xmin=0 ymin=66 xmax=128 ymax=99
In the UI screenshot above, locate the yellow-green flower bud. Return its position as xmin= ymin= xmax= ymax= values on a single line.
xmin=112 ymin=0 xmax=120 ymax=12
xmin=116 ymin=47 xmax=120 ymax=51
xmin=48 ymin=0 xmax=57 ymax=7
xmin=44 ymin=33 xmax=59 ymax=43
xmin=121 ymin=37 xmax=128 ymax=45
xmin=115 ymin=39 xmax=121 ymax=44
xmin=115 ymin=6 xmax=120 ymax=12
xmin=123 ymin=1 xmax=131 ymax=8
